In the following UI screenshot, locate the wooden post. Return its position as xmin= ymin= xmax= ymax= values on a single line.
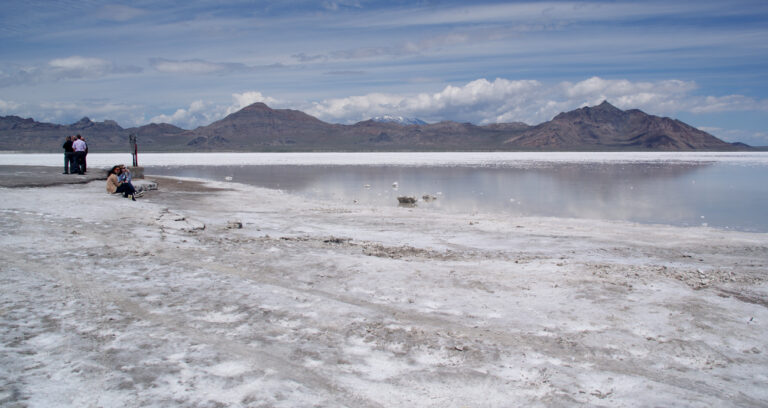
xmin=129 ymin=134 xmax=138 ymax=167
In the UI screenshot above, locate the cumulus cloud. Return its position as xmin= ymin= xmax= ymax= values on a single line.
xmin=0 ymin=97 xmax=144 ymax=127
xmin=35 ymin=100 xmax=145 ymax=125
xmin=149 ymin=100 xmax=218 ymax=129
xmin=149 ymin=91 xmax=281 ymax=128
xmin=306 ymin=76 xmax=768 ymax=126
xmin=0 ymin=98 xmax=21 ymax=112
xmin=226 ymin=91 xmax=279 ymax=115
xmin=307 ymin=78 xmax=543 ymax=124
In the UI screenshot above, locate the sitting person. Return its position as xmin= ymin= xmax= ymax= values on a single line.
xmin=106 ymin=165 xmax=140 ymax=201
xmin=117 ymin=164 xmax=132 ymax=183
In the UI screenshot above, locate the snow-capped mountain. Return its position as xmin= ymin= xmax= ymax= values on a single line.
xmin=370 ymin=115 xmax=427 ymax=125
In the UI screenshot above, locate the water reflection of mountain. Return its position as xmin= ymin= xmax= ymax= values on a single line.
xmin=146 ymin=162 xmax=766 ymax=232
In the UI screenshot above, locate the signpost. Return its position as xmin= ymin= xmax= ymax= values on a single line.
xmin=129 ymin=134 xmax=138 ymax=167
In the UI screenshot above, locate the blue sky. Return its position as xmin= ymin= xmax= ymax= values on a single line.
xmin=1 ymin=0 xmax=767 ymax=145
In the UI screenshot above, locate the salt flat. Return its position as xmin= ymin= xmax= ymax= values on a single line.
xmin=1 ymin=174 xmax=767 ymax=407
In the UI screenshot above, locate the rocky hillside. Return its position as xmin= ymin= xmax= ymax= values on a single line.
xmin=503 ymin=101 xmax=734 ymax=150
xmin=183 ymin=103 xmax=342 ymax=150
xmin=0 ymin=115 xmax=187 ymax=152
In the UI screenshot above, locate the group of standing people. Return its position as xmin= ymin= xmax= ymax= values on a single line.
xmin=61 ymin=135 xmax=142 ymax=201
xmin=62 ymin=135 xmax=88 ymax=175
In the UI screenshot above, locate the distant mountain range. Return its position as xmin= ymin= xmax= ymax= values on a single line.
xmin=0 ymin=101 xmax=752 ymax=152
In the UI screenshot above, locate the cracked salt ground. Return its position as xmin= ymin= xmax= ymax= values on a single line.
xmin=1 ymin=177 xmax=767 ymax=407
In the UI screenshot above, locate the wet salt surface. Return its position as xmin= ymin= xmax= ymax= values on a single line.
xmin=3 ymin=152 xmax=768 ymax=231
xmin=147 ymin=161 xmax=768 ymax=233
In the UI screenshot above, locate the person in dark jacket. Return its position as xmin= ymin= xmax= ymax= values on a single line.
xmin=82 ymin=135 xmax=88 ymax=173
xmin=62 ymin=136 xmax=74 ymax=174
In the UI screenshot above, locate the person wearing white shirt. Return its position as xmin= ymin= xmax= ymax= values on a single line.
xmin=72 ymin=135 xmax=87 ymax=174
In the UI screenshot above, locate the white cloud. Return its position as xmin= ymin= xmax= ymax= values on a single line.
xmin=0 ymin=98 xmax=144 ymax=127
xmin=0 ymin=99 xmax=21 ymax=112
xmin=48 ymin=56 xmax=113 ymax=76
xmin=698 ymin=126 xmax=768 ymax=145
xmin=149 ymin=91 xmax=281 ymax=128
xmin=561 ymin=77 xmax=697 ymax=100
xmin=305 ymin=76 xmax=768 ymax=126
xmin=307 ymin=78 xmax=544 ymax=124
xmin=37 ymin=100 xmax=140 ymax=116
xmin=149 ymin=58 xmax=280 ymax=75
xmin=0 ymin=56 xmax=140 ymax=87
xmin=149 ymin=100 xmax=216 ymax=129
xmin=150 ymin=59 xmax=229 ymax=75
xmin=226 ymin=91 xmax=279 ymax=115
xmin=688 ymin=95 xmax=768 ymax=113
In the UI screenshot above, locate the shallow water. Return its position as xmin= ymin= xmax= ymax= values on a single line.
xmin=146 ymin=161 xmax=768 ymax=232
xmin=2 ymin=152 xmax=765 ymax=231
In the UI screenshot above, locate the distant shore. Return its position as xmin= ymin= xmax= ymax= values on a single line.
xmin=3 ymin=150 xmax=768 ymax=168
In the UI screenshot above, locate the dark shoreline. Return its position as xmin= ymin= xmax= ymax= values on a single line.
xmin=0 ymin=165 xmax=231 ymax=194
xmin=0 ymin=165 xmax=106 ymax=188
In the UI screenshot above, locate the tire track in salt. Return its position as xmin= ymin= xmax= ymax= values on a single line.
xmin=0 ymin=214 xmax=384 ymax=408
